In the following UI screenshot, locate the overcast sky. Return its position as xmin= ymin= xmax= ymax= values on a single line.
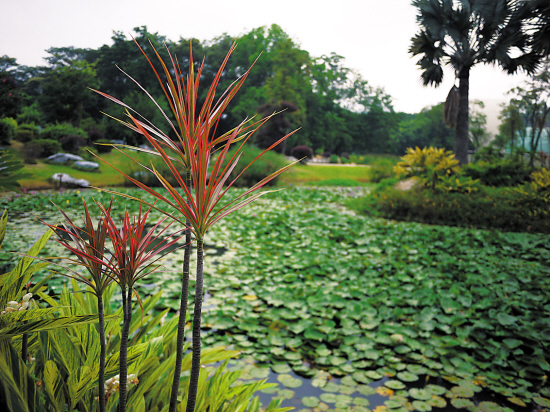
xmin=1 ymin=0 xmax=532 ymax=121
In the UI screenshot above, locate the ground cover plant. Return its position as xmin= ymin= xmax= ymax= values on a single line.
xmin=2 ymin=187 xmax=549 ymax=411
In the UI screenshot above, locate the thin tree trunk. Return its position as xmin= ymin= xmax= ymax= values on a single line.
xmin=455 ymin=68 xmax=470 ymax=165
xmin=98 ymin=294 xmax=106 ymax=412
xmin=118 ymin=287 xmax=132 ymax=412
xmin=186 ymin=239 xmax=204 ymax=412
xmin=169 ymin=171 xmax=192 ymax=412
xmin=21 ymin=333 xmax=28 ymax=363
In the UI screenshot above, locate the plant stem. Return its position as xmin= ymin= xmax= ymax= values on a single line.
xmin=169 ymin=171 xmax=192 ymax=412
xmin=186 ymin=238 xmax=203 ymax=412
xmin=21 ymin=333 xmax=28 ymax=363
xmin=118 ymin=287 xmax=132 ymax=412
xmin=98 ymin=294 xmax=106 ymax=412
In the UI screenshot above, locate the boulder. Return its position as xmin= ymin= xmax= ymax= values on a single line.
xmin=47 ymin=153 xmax=84 ymax=163
xmin=73 ymin=161 xmax=99 ymax=170
xmin=52 ymin=173 xmax=90 ymax=188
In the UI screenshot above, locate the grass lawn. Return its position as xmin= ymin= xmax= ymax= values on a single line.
xmin=278 ymin=163 xmax=371 ymax=186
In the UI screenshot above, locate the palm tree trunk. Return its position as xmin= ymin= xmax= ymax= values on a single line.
xmin=98 ymin=295 xmax=107 ymax=412
xmin=169 ymin=171 xmax=192 ymax=412
xmin=186 ymin=239 xmax=204 ymax=412
xmin=21 ymin=333 xmax=28 ymax=363
xmin=455 ymin=68 xmax=470 ymax=165
xmin=118 ymin=287 xmax=132 ymax=412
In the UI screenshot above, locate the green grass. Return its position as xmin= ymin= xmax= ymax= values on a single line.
xmin=279 ymin=164 xmax=372 ymax=186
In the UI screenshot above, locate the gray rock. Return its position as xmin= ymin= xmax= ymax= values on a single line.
xmin=47 ymin=153 xmax=84 ymax=163
xmin=73 ymin=161 xmax=99 ymax=169
xmin=52 ymin=173 xmax=90 ymax=188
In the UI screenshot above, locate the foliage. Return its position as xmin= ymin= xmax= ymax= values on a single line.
xmin=220 ymin=145 xmax=289 ymax=188
xmin=0 ymin=117 xmax=17 ymax=145
xmin=16 ymin=105 xmax=43 ymax=126
xmin=60 ymin=135 xmax=87 ymax=154
xmin=462 ymin=160 xmax=532 ymax=187
xmin=0 ymin=150 xmax=31 ymax=191
xmin=472 ymin=145 xmax=506 ymax=163
xmin=40 ymin=123 xmax=86 ymax=142
xmin=330 ymin=154 xmax=338 ymax=164
xmin=290 ymin=145 xmax=313 ymax=160
xmin=410 ymin=0 xmax=540 ymax=164
xmin=437 ymin=174 xmax=481 ymax=194
xmin=394 ymin=147 xmax=459 ymax=192
xmin=15 ymin=123 xmax=38 ymax=143
xmin=469 ymin=100 xmax=489 ymax=151
xmin=0 ymin=63 xmax=21 ymax=118
xmin=514 ymin=168 xmax=550 ymax=216
xmin=94 ymin=139 xmax=113 ymax=153
xmin=31 ymin=139 xmax=61 ymax=158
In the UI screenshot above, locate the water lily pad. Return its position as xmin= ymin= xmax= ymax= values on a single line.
xmin=409 ymin=388 xmax=432 ymax=401
xmin=335 ymin=394 xmax=353 ymax=404
xmin=425 ymin=384 xmax=446 ymax=396
xmin=352 ymin=397 xmax=370 ymax=407
xmin=339 ymin=363 xmax=356 ymax=373
xmin=271 ymin=363 xmax=291 ymax=374
xmin=365 ymin=370 xmax=383 ymax=380
xmin=450 ymin=385 xmax=474 ymax=398
xmin=320 ymin=393 xmax=337 ymax=403
xmin=311 ymin=378 xmax=327 ymax=388
xmin=341 ymin=375 xmax=357 ymax=387
xmin=406 ymin=364 xmax=428 ymax=375
xmin=427 ymin=396 xmax=446 ymax=408
xmin=285 ymin=351 xmax=302 ymax=361
xmin=249 ymin=367 xmax=270 ymax=379
xmin=276 ymin=389 xmax=295 ymax=400
xmin=302 ymin=396 xmax=320 ymax=407
xmin=394 ymin=345 xmax=411 ymax=354
xmin=478 ymin=401 xmax=504 ymax=412
xmin=385 ymin=400 xmax=404 ymax=409
xmin=357 ymin=385 xmax=377 ymax=396
xmin=277 ymin=374 xmax=302 ymax=388
xmin=316 ymin=347 xmax=332 ymax=357
xmin=534 ymin=397 xmax=550 ymax=408
xmin=450 ymin=398 xmax=475 ymax=409
xmin=339 ymin=384 xmax=356 ymax=395
xmin=385 ymin=380 xmax=406 ymax=390
xmin=329 ymin=356 xmax=346 ymax=366
xmin=396 ymin=371 xmax=419 ymax=382
xmin=323 ymin=381 xmax=340 ymax=392
xmin=412 ymin=400 xmax=432 ymax=411
xmin=507 ymin=397 xmax=526 ymax=407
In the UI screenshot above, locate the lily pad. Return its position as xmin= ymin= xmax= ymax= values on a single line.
xmin=365 ymin=370 xmax=383 ymax=380
xmin=450 ymin=398 xmax=475 ymax=409
xmin=478 ymin=401 xmax=504 ymax=412
xmin=534 ymin=397 xmax=550 ymax=408
xmin=276 ymin=389 xmax=295 ymax=400
xmin=450 ymin=385 xmax=474 ymax=398
xmin=385 ymin=400 xmax=404 ymax=409
xmin=396 ymin=371 xmax=419 ymax=382
xmin=357 ymin=385 xmax=377 ymax=396
xmin=271 ymin=363 xmax=291 ymax=374
xmin=427 ymin=396 xmax=446 ymax=408
xmin=277 ymin=374 xmax=303 ymax=389
xmin=302 ymin=396 xmax=320 ymax=407
xmin=329 ymin=356 xmax=346 ymax=366
xmin=311 ymin=378 xmax=327 ymax=388
xmin=385 ymin=380 xmax=406 ymax=390
xmin=412 ymin=400 xmax=432 ymax=411
xmin=425 ymin=384 xmax=446 ymax=396
xmin=409 ymin=388 xmax=432 ymax=401
xmin=341 ymin=375 xmax=357 ymax=387
xmin=323 ymin=381 xmax=340 ymax=392
xmin=319 ymin=393 xmax=337 ymax=403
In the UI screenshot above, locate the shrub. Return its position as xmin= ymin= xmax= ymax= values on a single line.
xmin=462 ymin=160 xmax=531 ymax=187
xmin=395 ymin=146 xmax=459 ymax=192
xmin=290 ymin=145 xmax=313 ymax=160
xmin=0 ymin=117 xmax=17 ymax=145
xmin=94 ymin=139 xmax=113 ymax=153
xmin=219 ymin=144 xmax=288 ymax=187
xmin=40 ymin=123 xmax=86 ymax=142
xmin=341 ymin=152 xmax=350 ymax=159
xmin=16 ymin=105 xmax=43 ymax=125
xmin=32 ymin=139 xmax=61 ymax=157
xmin=15 ymin=123 xmax=38 ymax=143
xmin=473 ymin=145 xmax=505 ymax=163
xmin=87 ymin=128 xmax=105 ymax=142
xmin=60 ymin=134 xmax=87 ymax=153
xmin=21 ymin=141 xmax=43 ymax=163
xmin=330 ymin=154 xmax=339 ymax=164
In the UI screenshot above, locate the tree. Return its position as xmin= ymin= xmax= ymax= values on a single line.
xmin=410 ymin=0 xmax=540 ymax=164
xmin=497 ymin=100 xmax=524 ymax=155
xmin=0 ymin=56 xmax=21 ymax=118
xmin=469 ymin=100 xmax=489 ymax=151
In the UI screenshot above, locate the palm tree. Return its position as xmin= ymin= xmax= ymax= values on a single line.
xmin=410 ymin=0 xmax=540 ymax=164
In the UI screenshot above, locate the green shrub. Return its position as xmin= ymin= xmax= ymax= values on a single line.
xmin=0 ymin=117 xmax=17 ymax=145
xmin=40 ymin=123 xmax=86 ymax=141
xmin=462 ymin=160 xmax=531 ymax=187
xmin=219 ymin=144 xmax=288 ymax=187
xmin=21 ymin=141 xmax=43 ymax=163
xmin=330 ymin=154 xmax=339 ymax=164
xmin=16 ymin=105 xmax=43 ymax=125
xmin=347 ymin=186 xmax=550 ymax=233
xmin=94 ymin=139 xmax=113 ymax=153
xmin=60 ymin=134 xmax=86 ymax=153
xmin=15 ymin=123 xmax=38 ymax=143
xmin=32 ymin=139 xmax=61 ymax=157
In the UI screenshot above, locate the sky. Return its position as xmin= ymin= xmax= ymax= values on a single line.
xmin=0 ymin=0 xmax=533 ymax=131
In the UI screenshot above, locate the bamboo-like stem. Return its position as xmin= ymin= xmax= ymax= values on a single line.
xmin=169 ymin=171 xmax=192 ymax=412
xmin=185 ymin=239 xmax=204 ymax=412
xmin=21 ymin=333 xmax=28 ymax=363
xmin=118 ymin=287 xmax=132 ymax=412
xmin=98 ymin=294 xmax=106 ymax=412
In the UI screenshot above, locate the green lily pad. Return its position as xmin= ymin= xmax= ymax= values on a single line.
xmin=277 ymin=374 xmax=303 ymax=388
xmin=302 ymin=396 xmax=320 ymax=407
xmin=271 ymin=363 xmax=291 ymax=374
xmin=249 ymin=367 xmax=270 ymax=379
xmin=385 ymin=380 xmax=406 ymax=390
xmin=385 ymin=400 xmax=405 ymax=409
xmin=427 ymin=396 xmax=446 ymax=408
xmin=338 ymin=385 xmax=356 ymax=395
xmin=394 ymin=345 xmax=411 ymax=354
xmin=357 ymin=385 xmax=377 ymax=396
xmin=276 ymin=389 xmax=295 ymax=400
xmin=365 ymin=370 xmax=383 ymax=380
xmin=412 ymin=400 xmax=432 ymax=411
xmin=329 ymin=356 xmax=346 ymax=366
xmin=478 ymin=401 xmax=504 ymax=412
xmin=450 ymin=385 xmax=474 ymax=398
xmin=352 ymin=371 xmax=370 ymax=384
xmin=339 ymin=363 xmax=356 ymax=373
xmin=450 ymin=398 xmax=475 ymax=409
xmin=341 ymin=375 xmax=357 ymax=387
xmin=335 ymin=394 xmax=353 ymax=404
xmin=323 ymin=381 xmax=340 ymax=392
xmin=406 ymin=364 xmax=428 ymax=375
xmin=353 ymin=397 xmax=370 ymax=406
xmin=319 ymin=393 xmax=337 ymax=403
xmin=396 ymin=371 xmax=419 ymax=382
xmin=409 ymin=388 xmax=432 ymax=400
xmin=425 ymin=384 xmax=446 ymax=396
xmin=316 ymin=347 xmax=332 ymax=357
xmin=284 ymin=351 xmax=302 ymax=361
xmin=311 ymin=378 xmax=327 ymax=388
xmin=507 ymin=397 xmax=526 ymax=407
xmin=534 ymin=397 xmax=550 ymax=407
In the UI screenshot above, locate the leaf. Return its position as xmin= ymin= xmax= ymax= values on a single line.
xmin=302 ymin=396 xmax=320 ymax=407
xmin=277 ymin=374 xmax=302 ymax=389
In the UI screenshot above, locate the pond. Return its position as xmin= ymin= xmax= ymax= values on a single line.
xmin=1 ymin=187 xmax=549 ymax=411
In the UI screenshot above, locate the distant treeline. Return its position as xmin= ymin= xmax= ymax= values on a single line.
xmin=0 ymin=25 xmax=454 ymax=155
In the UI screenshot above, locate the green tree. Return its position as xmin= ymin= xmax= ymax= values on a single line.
xmin=38 ymin=60 xmax=99 ymax=126
xmin=469 ymin=100 xmax=489 ymax=151
xmin=0 ymin=56 xmax=21 ymax=119
xmin=410 ymin=0 xmax=540 ymax=164
xmin=497 ymin=100 xmax=524 ymax=154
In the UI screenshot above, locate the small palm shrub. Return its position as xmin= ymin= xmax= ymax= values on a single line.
xmin=0 ymin=117 xmax=17 ymax=145
xmin=395 ymin=146 xmax=459 ymax=192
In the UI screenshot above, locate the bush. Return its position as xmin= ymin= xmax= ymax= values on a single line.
xmin=473 ymin=145 xmax=505 ymax=163
xmin=346 ymin=186 xmax=550 ymax=234
xmin=219 ymin=144 xmax=288 ymax=187
xmin=87 ymin=128 xmax=105 ymax=142
xmin=16 ymin=105 xmax=43 ymax=125
xmin=290 ymin=145 xmax=313 ymax=160
xmin=0 ymin=117 xmax=17 ymax=145
xmin=15 ymin=123 xmax=38 ymax=143
xmin=32 ymin=139 xmax=61 ymax=157
xmin=94 ymin=139 xmax=113 ymax=153
xmin=21 ymin=142 xmax=43 ymax=163
xmin=330 ymin=154 xmax=339 ymax=164
xmin=40 ymin=123 xmax=86 ymax=142
xmin=462 ymin=160 xmax=531 ymax=187
xmin=60 ymin=135 xmax=86 ymax=153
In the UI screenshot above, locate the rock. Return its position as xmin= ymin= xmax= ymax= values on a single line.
xmin=52 ymin=173 xmax=90 ymax=188
xmin=47 ymin=153 xmax=84 ymax=163
xmin=73 ymin=161 xmax=99 ymax=170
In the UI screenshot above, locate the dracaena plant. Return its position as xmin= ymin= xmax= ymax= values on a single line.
xmin=95 ymin=202 xmax=184 ymax=412
xmin=93 ymin=40 xmax=298 ymax=412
